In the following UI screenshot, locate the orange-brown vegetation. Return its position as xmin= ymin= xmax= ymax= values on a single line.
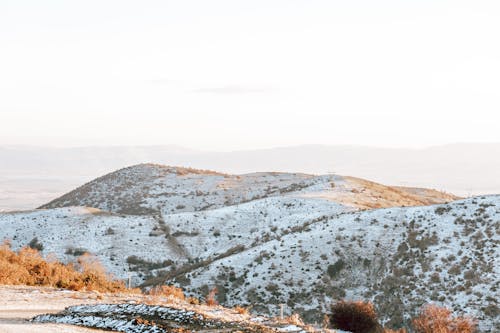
xmin=282 ymin=313 xmax=305 ymax=326
xmin=329 ymin=300 xmax=475 ymax=333
xmin=205 ymin=287 xmax=218 ymax=306
xmin=412 ymin=304 xmax=476 ymax=333
xmin=0 ymin=241 xmax=128 ymax=293
xmin=148 ymin=285 xmax=185 ymax=300
xmin=234 ymin=305 xmax=249 ymax=315
xmin=339 ymin=176 xmax=459 ymax=210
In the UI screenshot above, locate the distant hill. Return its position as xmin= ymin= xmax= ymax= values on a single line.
xmin=1 ymin=143 xmax=499 ymax=211
xmin=39 ymin=164 xmax=458 ymax=214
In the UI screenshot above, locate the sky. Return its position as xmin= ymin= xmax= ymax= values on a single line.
xmin=1 ymin=0 xmax=499 ymax=151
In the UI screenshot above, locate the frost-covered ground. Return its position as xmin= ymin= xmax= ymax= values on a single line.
xmin=0 ymin=164 xmax=496 ymax=332
xmin=0 ymin=197 xmax=348 ymax=286
xmin=33 ymin=303 xmax=311 ymax=332
xmin=1 ymin=196 xmax=498 ymax=331
xmin=179 ymin=196 xmax=499 ymax=331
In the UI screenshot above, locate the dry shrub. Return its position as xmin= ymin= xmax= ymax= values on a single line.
xmin=0 ymin=241 xmax=127 ymax=293
xmin=148 ymin=285 xmax=185 ymax=300
xmin=187 ymin=296 xmax=200 ymax=305
xmin=206 ymin=287 xmax=218 ymax=306
xmin=284 ymin=313 xmax=305 ymax=326
xmin=412 ymin=304 xmax=476 ymax=333
xmin=330 ymin=300 xmax=383 ymax=333
xmin=234 ymin=305 xmax=249 ymax=315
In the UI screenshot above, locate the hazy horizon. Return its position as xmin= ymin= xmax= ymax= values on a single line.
xmin=2 ymin=142 xmax=500 ymax=211
xmin=2 ymin=141 xmax=500 ymax=152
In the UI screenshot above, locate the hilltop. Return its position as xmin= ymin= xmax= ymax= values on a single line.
xmin=2 ymin=143 xmax=499 ymax=211
xmin=40 ymin=163 xmax=457 ymax=214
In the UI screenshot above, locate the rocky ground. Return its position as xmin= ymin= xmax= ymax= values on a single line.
xmin=0 ymin=286 xmax=331 ymax=333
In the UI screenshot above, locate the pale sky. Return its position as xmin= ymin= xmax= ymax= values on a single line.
xmin=1 ymin=0 xmax=499 ymax=151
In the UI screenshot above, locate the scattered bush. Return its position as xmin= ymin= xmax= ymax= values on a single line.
xmin=435 ymin=206 xmax=452 ymax=215
xmin=65 ymin=247 xmax=88 ymax=256
xmin=412 ymin=304 xmax=476 ymax=333
xmin=105 ymin=227 xmax=115 ymax=235
xmin=330 ymin=300 xmax=383 ymax=333
xmin=126 ymin=255 xmax=173 ymax=271
xmin=327 ymin=259 xmax=346 ymax=278
xmin=27 ymin=237 xmax=44 ymax=251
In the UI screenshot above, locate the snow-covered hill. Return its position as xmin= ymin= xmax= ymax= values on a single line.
xmin=1 ymin=164 xmax=496 ymax=331
xmin=40 ymin=164 xmax=457 ymax=214
xmin=1 ymin=196 xmax=498 ymax=331
xmin=175 ymin=195 xmax=499 ymax=332
xmin=0 ymin=197 xmax=348 ymax=284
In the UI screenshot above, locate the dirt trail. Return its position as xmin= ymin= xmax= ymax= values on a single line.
xmin=0 ymin=286 xmax=141 ymax=333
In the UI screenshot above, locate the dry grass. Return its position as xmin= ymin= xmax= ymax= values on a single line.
xmin=0 ymin=241 xmax=128 ymax=293
xmin=283 ymin=313 xmax=305 ymax=326
xmin=148 ymin=285 xmax=185 ymax=300
xmin=412 ymin=304 xmax=476 ymax=333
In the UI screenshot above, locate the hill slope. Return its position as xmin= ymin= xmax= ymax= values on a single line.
xmin=174 ymin=196 xmax=499 ymax=331
xmin=40 ymin=164 xmax=458 ymax=214
xmin=2 ymin=196 xmax=498 ymax=331
xmin=1 ymin=197 xmax=348 ymax=284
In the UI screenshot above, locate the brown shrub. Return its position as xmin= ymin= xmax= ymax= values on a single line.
xmin=187 ymin=297 xmax=200 ymax=305
xmin=283 ymin=313 xmax=305 ymax=326
xmin=234 ymin=305 xmax=249 ymax=315
xmin=0 ymin=241 xmax=127 ymax=293
xmin=206 ymin=287 xmax=218 ymax=306
xmin=148 ymin=285 xmax=185 ymax=300
xmin=330 ymin=300 xmax=383 ymax=333
xmin=412 ymin=304 xmax=476 ymax=333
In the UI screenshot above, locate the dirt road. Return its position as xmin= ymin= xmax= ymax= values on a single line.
xmin=0 ymin=285 xmax=141 ymax=333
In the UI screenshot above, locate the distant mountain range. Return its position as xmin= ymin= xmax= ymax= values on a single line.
xmin=1 ymin=143 xmax=499 ymax=211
